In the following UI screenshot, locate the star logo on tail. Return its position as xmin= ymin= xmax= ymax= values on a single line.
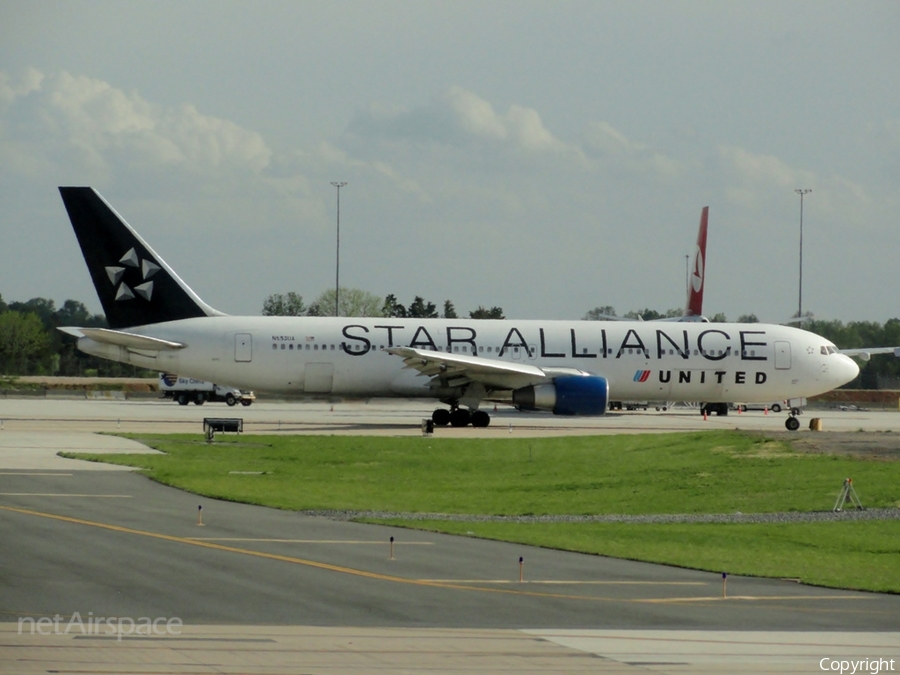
xmin=104 ymin=248 xmax=161 ymax=302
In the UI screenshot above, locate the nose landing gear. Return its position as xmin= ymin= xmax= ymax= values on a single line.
xmin=785 ymin=414 xmax=801 ymax=431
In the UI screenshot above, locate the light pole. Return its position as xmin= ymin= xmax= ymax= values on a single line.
xmin=331 ymin=181 xmax=347 ymax=317
xmin=795 ymin=188 xmax=812 ymax=319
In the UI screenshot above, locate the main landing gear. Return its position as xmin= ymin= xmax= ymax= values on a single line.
xmin=432 ymin=406 xmax=491 ymax=428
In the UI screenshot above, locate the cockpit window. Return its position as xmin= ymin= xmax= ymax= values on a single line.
xmin=820 ymin=346 xmax=838 ymax=355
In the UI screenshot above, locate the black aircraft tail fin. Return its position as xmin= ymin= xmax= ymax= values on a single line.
xmin=59 ymin=187 xmax=223 ymax=329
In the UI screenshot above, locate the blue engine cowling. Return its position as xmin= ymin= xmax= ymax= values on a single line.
xmin=512 ymin=375 xmax=609 ymax=416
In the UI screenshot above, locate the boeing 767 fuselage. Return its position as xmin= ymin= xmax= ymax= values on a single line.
xmin=58 ymin=187 xmax=860 ymax=430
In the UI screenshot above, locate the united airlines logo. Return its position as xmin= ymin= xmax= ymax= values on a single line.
xmin=105 ymin=248 xmax=160 ymax=302
xmin=633 ymin=369 xmax=651 ymax=383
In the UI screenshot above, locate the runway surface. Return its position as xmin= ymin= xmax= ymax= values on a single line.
xmin=1 ymin=397 xmax=899 ymax=673
xmin=3 ymin=394 xmax=900 ymax=436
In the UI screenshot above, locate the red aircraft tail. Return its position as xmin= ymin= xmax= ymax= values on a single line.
xmin=685 ymin=207 xmax=708 ymax=318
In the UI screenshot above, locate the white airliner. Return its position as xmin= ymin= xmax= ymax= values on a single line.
xmin=58 ymin=187 xmax=862 ymax=431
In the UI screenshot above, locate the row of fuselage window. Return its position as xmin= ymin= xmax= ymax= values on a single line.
xmin=271 ymin=343 xmax=757 ymax=358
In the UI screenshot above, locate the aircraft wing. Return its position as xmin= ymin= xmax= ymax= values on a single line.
xmin=840 ymin=347 xmax=900 ymax=362
xmin=59 ymin=327 xmax=186 ymax=351
xmin=387 ymin=346 xmax=554 ymax=391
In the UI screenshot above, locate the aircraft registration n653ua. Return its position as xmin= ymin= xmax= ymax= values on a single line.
xmin=58 ymin=187 xmax=863 ymax=431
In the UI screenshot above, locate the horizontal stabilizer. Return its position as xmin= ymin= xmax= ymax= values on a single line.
xmin=59 ymin=326 xmax=185 ymax=351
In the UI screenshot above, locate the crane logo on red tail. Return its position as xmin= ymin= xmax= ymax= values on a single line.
xmin=686 ymin=206 xmax=708 ymax=317
xmin=691 ymin=245 xmax=704 ymax=293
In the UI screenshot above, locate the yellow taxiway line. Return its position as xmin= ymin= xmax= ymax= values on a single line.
xmin=0 ymin=493 xmax=132 ymax=497
xmin=0 ymin=473 xmax=74 ymax=476
xmin=187 ymin=538 xmax=433 ymax=544
xmin=0 ymin=505 xmax=871 ymax=606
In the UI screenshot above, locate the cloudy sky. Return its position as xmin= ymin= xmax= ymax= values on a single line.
xmin=2 ymin=1 xmax=898 ymax=323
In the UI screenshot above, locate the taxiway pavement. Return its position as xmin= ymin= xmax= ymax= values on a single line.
xmin=1 ymin=398 xmax=899 ymax=673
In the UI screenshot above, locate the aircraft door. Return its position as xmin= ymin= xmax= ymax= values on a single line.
xmin=235 ymin=333 xmax=252 ymax=362
xmin=774 ymin=341 xmax=791 ymax=370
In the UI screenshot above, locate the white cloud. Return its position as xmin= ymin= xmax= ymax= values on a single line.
xmin=444 ymin=87 xmax=508 ymax=141
xmin=718 ymin=144 xmax=816 ymax=191
xmin=505 ymin=104 xmax=559 ymax=151
xmin=305 ymin=140 xmax=429 ymax=202
xmin=0 ymin=70 xmax=272 ymax=177
xmin=2 ymin=64 xmax=895 ymax=323
xmin=583 ymin=120 xmax=682 ymax=178
xmin=583 ymin=121 xmax=636 ymax=155
xmin=717 ymin=144 xmax=873 ymax=222
xmin=348 ymin=86 xmax=575 ymax=157
xmin=161 ymin=103 xmax=271 ymax=172
xmin=0 ymin=68 xmax=43 ymax=108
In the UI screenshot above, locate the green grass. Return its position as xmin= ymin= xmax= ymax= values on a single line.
xmin=64 ymin=430 xmax=900 ymax=592
xmin=65 ymin=431 xmax=900 ymax=514
xmin=368 ymin=520 xmax=900 ymax=593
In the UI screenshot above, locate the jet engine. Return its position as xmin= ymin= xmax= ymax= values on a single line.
xmin=512 ymin=374 xmax=609 ymax=416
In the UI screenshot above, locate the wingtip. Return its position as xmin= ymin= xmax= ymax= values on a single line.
xmin=57 ymin=326 xmax=86 ymax=338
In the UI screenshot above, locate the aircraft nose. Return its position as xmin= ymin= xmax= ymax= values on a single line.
xmin=836 ymin=354 xmax=860 ymax=386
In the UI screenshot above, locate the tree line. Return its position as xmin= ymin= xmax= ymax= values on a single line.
xmin=262 ymin=288 xmax=505 ymax=320
xmin=2 ymin=290 xmax=898 ymax=389
xmin=583 ymin=305 xmax=757 ymax=323
xmin=0 ymin=294 xmax=149 ymax=377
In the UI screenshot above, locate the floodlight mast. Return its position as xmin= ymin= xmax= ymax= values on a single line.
xmin=331 ymin=181 xmax=347 ymax=317
xmin=795 ymin=188 xmax=812 ymax=320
